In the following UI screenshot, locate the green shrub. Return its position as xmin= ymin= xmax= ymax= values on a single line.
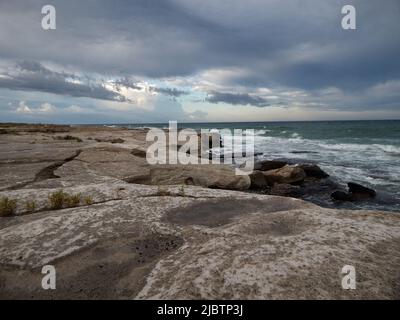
xmin=84 ymin=196 xmax=94 ymax=205
xmin=0 ymin=197 xmax=17 ymax=217
xmin=25 ymin=200 xmax=37 ymax=213
xmin=48 ymin=190 xmax=83 ymax=209
xmin=48 ymin=190 xmax=69 ymax=209
xmin=54 ymin=135 xmax=83 ymax=143
xmin=67 ymin=193 xmax=81 ymax=207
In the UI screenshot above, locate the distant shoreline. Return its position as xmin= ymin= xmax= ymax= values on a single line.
xmin=1 ymin=119 xmax=400 ymax=126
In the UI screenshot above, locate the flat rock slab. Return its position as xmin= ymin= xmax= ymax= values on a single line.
xmin=164 ymin=197 xmax=310 ymax=227
xmin=1 ymin=183 xmax=400 ymax=299
xmin=1 ymin=125 xmax=400 ymax=300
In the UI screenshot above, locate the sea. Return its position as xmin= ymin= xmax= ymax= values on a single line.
xmin=108 ymin=120 xmax=400 ymax=212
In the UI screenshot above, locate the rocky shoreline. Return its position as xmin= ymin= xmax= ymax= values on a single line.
xmin=0 ymin=123 xmax=399 ymax=299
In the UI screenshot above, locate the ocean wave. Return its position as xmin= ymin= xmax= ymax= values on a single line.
xmin=222 ymin=129 xmax=268 ymax=137
xmin=317 ymin=142 xmax=400 ymax=154
xmin=255 ymin=129 xmax=268 ymax=135
xmin=373 ymin=144 xmax=400 ymax=154
xmin=261 ymin=125 xmax=272 ymax=130
xmin=290 ymin=132 xmax=302 ymax=139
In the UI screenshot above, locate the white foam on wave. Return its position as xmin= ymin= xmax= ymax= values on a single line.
xmin=290 ymin=132 xmax=303 ymax=139
xmin=316 ymin=142 xmax=400 ymax=155
xmin=255 ymin=129 xmax=268 ymax=135
xmin=373 ymin=144 xmax=400 ymax=154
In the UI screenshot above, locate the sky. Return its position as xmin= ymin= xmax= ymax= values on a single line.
xmin=0 ymin=0 xmax=400 ymax=124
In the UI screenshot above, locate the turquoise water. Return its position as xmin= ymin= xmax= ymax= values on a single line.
xmin=112 ymin=120 xmax=400 ymax=212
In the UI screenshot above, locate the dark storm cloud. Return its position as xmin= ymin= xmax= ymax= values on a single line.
xmin=206 ymin=92 xmax=272 ymax=108
xmin=0 ymin=0 xmax=399 ymax=112
xmin=113 ymin=77 xmax=141 ymax=91
xmin=0 ymin=61 xmax=128 ymax=102
xmin=149 ymin=87 xmax=188 ymax=98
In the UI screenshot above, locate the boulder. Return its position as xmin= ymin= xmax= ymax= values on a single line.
xmin=331 ymin=183 xmax=377 ymax=202
xmin=249 ymin=170 xmax=268 ymax=189
xmin=299 ymin=164 xmax=329 ymax=179
xmin=254 ymin=160 xmax=287 ymax=171
xmin=149 ymin=164 xmax=251 ymax=190
xmin=262 ymin=165 xmax=306 ymax=185
xmin=348 ymin=182 xmax=376 ymax=198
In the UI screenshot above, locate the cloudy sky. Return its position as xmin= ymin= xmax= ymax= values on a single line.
xmin=0 ymin=0 xmax=400 ymax=124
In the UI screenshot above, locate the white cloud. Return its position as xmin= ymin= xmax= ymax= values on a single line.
xmin=14 ymin=101 xmax=56 ymax=114
xmin=15 ymin=101 xmax=33 ymax=114
xmin=38 ymin=102 xmax=56 ymax=113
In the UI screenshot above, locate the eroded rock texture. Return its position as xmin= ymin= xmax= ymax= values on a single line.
xmin=0 ymin=124 xmax=399 ymax=300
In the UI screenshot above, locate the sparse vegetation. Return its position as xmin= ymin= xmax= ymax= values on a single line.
xmin=48 ymin=190 xmax=83 ymax=209
xmin=54 ymin=135 xmax=83 ymax=143
xmin=84 ymin=195 xmax=94 ymax=205
xmin=25 ymin=200 xmax=37 ymax=213
xmin=95 ymin=138 xmax=125 ymax=144
xmin=49 ymin=190 xmax=69 ymax=209
xmin=157 ymin=185 xmax=171 ymax=196
xmin=0 ymin=197 xmax=17 ymax=217
xmin=67 ymin=193 xmax=81 ymax=207
xmin=0 ymin=128 xmax=19 ymax=135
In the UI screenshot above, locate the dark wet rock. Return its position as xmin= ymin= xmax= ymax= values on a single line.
xmin=331 ymin=183 xmax=377 ymax=202
xmin=331 ymin=191 xmax=354 ymax=202
xmin=254 ymin=160 xmax=287 ymax=171
xmin=299 ymin=164 xmax=329 ymax=179
xmin=348 ymin=182 xmax=376 ymax=198
xmin=249 ymin=171 xmax=268 ymax=189
xmin=270 ymin=183 xmax=301 ymax=197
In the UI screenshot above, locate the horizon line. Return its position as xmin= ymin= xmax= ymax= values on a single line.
xmin=2 ymin=119 xmax=400 ymax=126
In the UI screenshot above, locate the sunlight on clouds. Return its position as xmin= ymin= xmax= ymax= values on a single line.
xmin=14 ymin=101 xmax=56 ymax=114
